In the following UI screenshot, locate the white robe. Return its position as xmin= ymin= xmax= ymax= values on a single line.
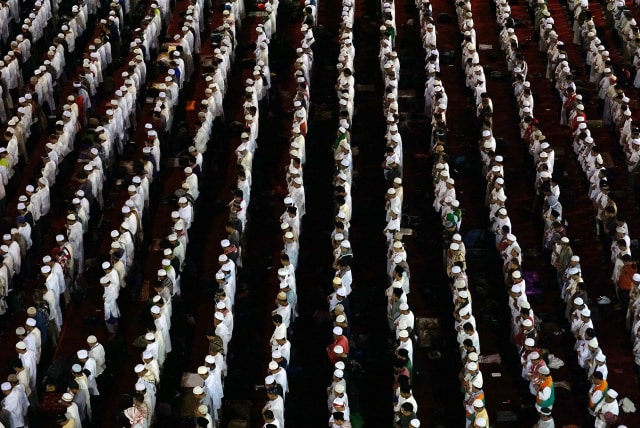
xmin=83 ymin=357 xmax=99 ymax=395
xmin=263 ymin=396 xmax=285 ymax=427
xmin=19 ymin=350 xmax=37 ymax=392
xmin=89 ymin=343 xmax=107 ymax=377
xmin=2 ymin=389 xmax=27 ymax=427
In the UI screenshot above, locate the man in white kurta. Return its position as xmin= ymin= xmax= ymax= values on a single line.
xmin=61 ymin=392 xmax=83 ymax=428
xmin=87 ymin=335 xmax=106 ymax=377
xmin=594 ymin=389 xmax=619 ymax=428
xmin=102 ymin=280 xmax=120 ymax=336
xmin=151 ymin=305 xmax=171 ymax=354
xmin=67 ymin=215 xmax=84 ymax=273
xmin=77 ymin=349 xmax=99 ymax=395
xmin=1 ymin=381 xmax=28 ymax=428
xmin=199 ymin=366 xmax=223 ymax=418
xmin=16 ymin=342 xmax=36 ymax=393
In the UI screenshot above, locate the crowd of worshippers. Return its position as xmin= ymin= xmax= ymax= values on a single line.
xmin=539 ymin=0 xmax=640 ymax=425
xmin=420 ymin=0 xmax=493 ymax=425
xmin=0 ymin=0 xmax=230 ymax=422
xmin=190 ymin=2 xmax=313 ymax=428
xmin=424 ymin=0 xmax=640 ymax=425
xmin=256 ymin=7 xmax=319 ymax=428
xmin=377 ymin=3 xmax=424 ymax=428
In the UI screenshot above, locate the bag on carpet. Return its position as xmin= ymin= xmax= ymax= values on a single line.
xmin=442 ymin=49 xmax=455 ymax=64
xmin=463 ymin=228 xmax=485 ymax=248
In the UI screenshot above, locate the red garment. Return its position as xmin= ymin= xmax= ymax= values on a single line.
xmin=524 ymin=124 xmax=535 ymax=144
xmin=530 ymin=360 xmax=547 ymax=388
xmin=618 ymin=264 xmax=637 ymax=291
xmin=497 ymin=238 xmax=509 ymax=252
xmin=563 ymin=94 xmax=577 ymax=109
xmin=327 ymin=335 xmax=349 ymax=364
xmin=571 ymin=113 xmax=586 ymax=131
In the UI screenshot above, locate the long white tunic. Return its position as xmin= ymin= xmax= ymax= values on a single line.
xmin=89 ymin=343 xmax=106 ymax=377
xmin=2 ymin=389 xmax=26 ymax=427
xmin=19 ymin=350 xmax=37 ymax=392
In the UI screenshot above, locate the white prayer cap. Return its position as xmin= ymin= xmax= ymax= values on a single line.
xmin=333 ymin=326 xmax=343 ymax=336
xmin=572 ymin=298 xmax=584 ymax=307
xmin=410 ymin=420 xmax=421 ymax=427
xmin=134 ymin=364 xmax=145 ymax=373
xmin=150 ymin=306 xmax=161 ymax=315
xmin=512 ymin=271 xmax=522 ymax=279
xmin=134 ymin=382 xmax=146 ymax=392
xmin=588 ymin=338 xmax=599 ymax=347
xmin=607 ymin=389 xmax=618 ymax=398
xmin=77 ymin=350 xmax=88 ymax=359
xmin=524 ymin=338 xmax=535 ymax=347
xmin=41 ymin=265 xmax=51 ymax=274
xmin=596 ymin=353 xmax=606 ymax=362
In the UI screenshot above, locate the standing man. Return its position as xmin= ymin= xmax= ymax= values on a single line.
xmin=1 ymin=381 xmax=28 ymax=428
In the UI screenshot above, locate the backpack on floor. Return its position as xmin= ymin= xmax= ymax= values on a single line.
xmin=463 ymin=228 xmax=485 ymax=248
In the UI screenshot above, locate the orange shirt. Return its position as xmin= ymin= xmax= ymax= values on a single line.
xmin=618 ymin=264 xmax=636 ymax=291
xmin=589 ymin=380 xmax=608 ymax=409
